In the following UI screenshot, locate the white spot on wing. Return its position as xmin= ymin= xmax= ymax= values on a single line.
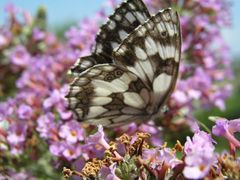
xmin=165 ymin=22 xmax=175 ymax=36
xmin=139 ymin=60 xmax=154 ymax=81
xmin=157 ymin=22 xmax=166 ymax=33
xmin=135 ymin=46 xmax=147 ymax=60
xmin=101 ymin=66 xmax=115 ymax=71
xmin=135 ymin=11 xmax=145 ymax=22
xmin=175 ymin=49 xmax=180 ymax=62
xmin=145 ymin=36 xmax=158 ymax=56
xmin=125 ymin=12 xmax=135 ymax=23
xmin=87 ymin=106 xmax=108 ymax=119
xmin=91 ymin=97 xmax=112 ymax=106
xmin=75 ymin=108 xmax=83 ymax=118
xmin=109 ymin=20 xmax=116 ymax=30
xmin=119 ymin=30 xmax=128 ymax=40
xmin=92 ymin=80 xmax=127 ymax=93
xmin=87 ymin=118 xmax=110 ymax=126
xmin=94 ymin=87 xmax=112 ymax=96
xmin=129 ymin=3 xmax=136 ymax=10
xmin=68 ymin=97 xmax=78 ymax=108
xmin=137 ymin=27 xmax=147 ymax=37
xmin=157 ymin=42 xmax=166 ymax=60
xmin=69 ymin=86 xmax=82 ymax=95
xmin=111 ymin=42 xmax=118 ymax=49
xmin=111 ymin=78 xmax=128 ymax=90
xmin=115 ymin=14 xmax=121 ymax=21
xmin=166 ymin=45 xmax=175 ymax=59
xmin=96 ymin=44 xmax=103 ymax=53
xmin=153 ymin=73 xmax=172 ymax=93
xmin=123 ymin=92 xmax=145 ymax=109
xmin=128 ymin=62 xmax=147 ymax=83
xmin=120 ymin=73 xmax=133 ymax=85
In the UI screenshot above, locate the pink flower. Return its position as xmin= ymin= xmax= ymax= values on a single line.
xmin=10 ymin=45 xmax=31 ymax=68
xmin=17 ymin=104 xmax=33 ymax=120
xmin=100 ymin=163 xmax=121 ymax=180
xmin=183 ymin=131 xmax=216 ymax=179
xmin=59 ymin=121 xmax=85 ymax=143
xmin=212 ymin=117 xmax=240 ymax=154
xmin=142 ymin=148 xmax=182 ymax=169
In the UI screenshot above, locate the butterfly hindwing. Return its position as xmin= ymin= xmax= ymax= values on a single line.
xmin=66 ymin=64 xmax=152 ymax=127
xmin=113 ymin=8 xmax=181 ymax=110
xmin=70 ymin=0 xmax=151 ymax=75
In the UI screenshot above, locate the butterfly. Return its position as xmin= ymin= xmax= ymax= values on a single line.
xmin=66 ymin=0 xmax=181 ymax=127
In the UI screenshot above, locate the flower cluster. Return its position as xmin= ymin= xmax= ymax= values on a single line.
xmin=63 ymin=119 xmax=240 ymax=179
xmin=0 ymin=0 xmax=237 ymax=179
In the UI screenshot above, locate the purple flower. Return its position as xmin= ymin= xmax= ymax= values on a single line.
xmin=100 ymin=163 xmax=121 ymax=180
xmin=81 ymin=143 xmax=105 ymax=160
xmin=142 ymin=148 xmax=182 ymax=169
xmin=32 ymin=28 xmax=45 ymax=41
xmin=86 ymin=125 xmax=110 ymax=149
xmin=17 ymin=104 xmax=33 ymax=120
xmin=212 ymin=118 xmax=240 ymax=150
xmin=49 ymin=141 xmax=65 ymax=157
xmin=7 ymin=123 xmax=27 ymax=146
xmin=59 ymin=121 xmax=85 ymax=143
xmin=85 ymin=125 xmax=122 ymax=160
xmin=36 ymin=113 xmax=58 ymax=139
xmin=43 ymin=87 xmax=72 ymax=120
xmin=43 ymin=90 xmax=62 ymax=109
xmin=6 ymin=123 xmax=28 ymax=155
xmin=10 ymin=45 xmax=31 ymax=68
xmin=183 ymin=131 xmax=216 ymax=179
xmin=139 ymin=122 xmax=163 ymax=146
xmin=62 ymin=143 xmax=81 ymax=161
xmin=49 ymin=141 xmax=81 ymax=161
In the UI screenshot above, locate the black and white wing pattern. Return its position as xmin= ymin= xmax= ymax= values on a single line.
xmin=66 ymin=2 xmax=181 ymax=127
xmin=113 ymin=8 xmax=181 ymax=113
xmin=66 ymin=64 xmax=152 ymax=127
xmin=70 ymin=0 xmax=150 ymax=75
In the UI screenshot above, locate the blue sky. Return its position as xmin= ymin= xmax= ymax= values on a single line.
xmin=0 ymin=0 xmax=239 ymax=58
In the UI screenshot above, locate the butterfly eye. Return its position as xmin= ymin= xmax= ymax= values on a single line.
xmin=104 ymin=74 xmax=115 ymax=81
xmin=114 ymin=69 xmax=124 ymax=77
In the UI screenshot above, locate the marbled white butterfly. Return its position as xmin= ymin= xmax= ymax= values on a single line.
xmin=66 ymin=0 xmax=181 ymax=127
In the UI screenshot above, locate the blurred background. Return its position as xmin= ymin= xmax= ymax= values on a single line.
xmin=0 ymin=0 xmax=239 ymax=179
xmin=0 ymin=0 xmax=239 ymax=58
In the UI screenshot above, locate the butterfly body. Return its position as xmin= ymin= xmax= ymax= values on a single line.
xmin=66 ymin=0 xmax=181 ymax=127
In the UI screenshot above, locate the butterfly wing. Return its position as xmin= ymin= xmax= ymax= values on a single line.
xmin=70 ymin=0 xmax=151 ymax=75
xmin=113 ymin=8 xmax=181 ymax=112
xmin=66 ymin=64 xmax=152 ymax=127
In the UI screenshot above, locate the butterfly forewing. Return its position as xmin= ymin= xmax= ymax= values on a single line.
xmin=66 ymin=64 xmax=152 ymax=127
xmin=113 ymin=8 xmax=181 ymax=112
xmin=70 ymin=0 xmax=151 ymax=75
